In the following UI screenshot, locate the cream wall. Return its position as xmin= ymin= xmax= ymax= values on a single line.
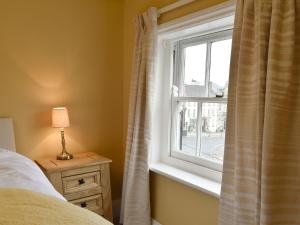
xmin=123 ymin=0 xmax=228 ymax=224
xmin=0 ymin=0 xmax=124 ymax=199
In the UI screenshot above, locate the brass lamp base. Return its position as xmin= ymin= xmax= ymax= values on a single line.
xmin=57 ymin=151 xmax=73 ymax=160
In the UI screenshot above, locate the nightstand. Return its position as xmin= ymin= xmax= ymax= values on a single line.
xmin=36 ymin=152 xmax=113 ymax=222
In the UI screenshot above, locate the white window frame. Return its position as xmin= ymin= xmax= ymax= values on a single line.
xmin=150 ymin=1 xmax=235 ymax=192
xmin=171 ymin=29 xmax=232 ymax=172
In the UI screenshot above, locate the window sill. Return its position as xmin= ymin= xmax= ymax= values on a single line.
xmin=149 ymin=163 xmax=221 ymax=198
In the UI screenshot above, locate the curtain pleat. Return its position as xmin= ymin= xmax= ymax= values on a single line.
xmin=219 ymin=1 xmax=300 ymax=225
xmin=120 ymin=7 xmax=157 ymax=225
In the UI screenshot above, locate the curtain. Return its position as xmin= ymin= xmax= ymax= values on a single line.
xmin=120 ymin=7 xmax=157 ymax=225
xmin=219 ymin=1 xmax=300 ymax=225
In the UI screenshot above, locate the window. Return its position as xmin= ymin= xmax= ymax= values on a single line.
xmin=171 ymin=30 xmax=232 ymax=171
xmin=151 ymin=2 xmax=235 ymax=186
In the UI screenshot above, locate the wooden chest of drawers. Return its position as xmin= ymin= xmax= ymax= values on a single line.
xmin=36 ymin=152 xmax=113 ymax=222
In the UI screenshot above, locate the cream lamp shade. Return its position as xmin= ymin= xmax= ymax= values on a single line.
xmin=52 ymin=107 xmax=70 ymax=128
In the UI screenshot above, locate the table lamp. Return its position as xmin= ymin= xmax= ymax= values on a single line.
xmin=52 ymin=107 xmax=73 ymax=160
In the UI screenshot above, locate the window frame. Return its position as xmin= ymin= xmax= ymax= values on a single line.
xmin=170 ymin=30 xmax=233 ymax=172
xmin=150 ymin=1 xmax=235 ymax=186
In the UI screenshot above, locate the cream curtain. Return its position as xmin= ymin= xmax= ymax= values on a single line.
xmin=220 ymin=1 xmax=300 ymax=225
xmin=120 ymin=7 xmax=157 ymax=225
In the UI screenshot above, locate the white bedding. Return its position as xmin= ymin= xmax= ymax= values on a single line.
xmin=0 ymin=148 xmax=65 ymax=200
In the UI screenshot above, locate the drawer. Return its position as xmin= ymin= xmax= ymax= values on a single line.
xmin=70 ymin=194 xmax=104 ymax=215
xmin=62 ymin=171 xmax=101 ymax=194
xmin=61 ymin=165 xmax=100 ymax=177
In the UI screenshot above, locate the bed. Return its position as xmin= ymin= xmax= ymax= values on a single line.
xmin=0 ymin=118 xmax=113 ymax=225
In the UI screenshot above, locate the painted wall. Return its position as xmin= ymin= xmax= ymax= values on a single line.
xmin=150 ymin=173 xmax=219 ymax=225
xmin=0 ymin=0 xmax=124 ymax=200
xmin=123 ymin=0 xmax=228 ymax=224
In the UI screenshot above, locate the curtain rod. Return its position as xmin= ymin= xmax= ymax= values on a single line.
xmin=158 ymin=0 xmax=196 ymax=16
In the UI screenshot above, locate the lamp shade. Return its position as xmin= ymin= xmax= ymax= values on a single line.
xmin=52 ymin=107 xmax=70 ymax=128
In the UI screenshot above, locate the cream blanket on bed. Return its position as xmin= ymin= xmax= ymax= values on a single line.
xmin=0 ymin=188 xmax=113 ymax=225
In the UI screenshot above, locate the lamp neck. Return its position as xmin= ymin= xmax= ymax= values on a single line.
xmin=60 ymin=128 xmax=66 ymax=153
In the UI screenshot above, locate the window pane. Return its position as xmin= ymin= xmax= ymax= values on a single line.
xmin=183 ymin=44 xmax=207 ymax=97
xmin=176 ymin=102 xmax=198 ymax=155
xmin=200 ymin=102 xmax=227 ymax=163
xmin=209 ymin=39 xmax=232 ymax=98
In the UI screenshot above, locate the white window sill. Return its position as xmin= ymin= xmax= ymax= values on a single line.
xmin=149 ymin=163 xmax=221 ymax=198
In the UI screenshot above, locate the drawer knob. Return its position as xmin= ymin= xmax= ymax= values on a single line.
xmin=80 ymin=202 xmax=87 ymax=208
xmin=78 ymin=178 xmax=85 ymax=185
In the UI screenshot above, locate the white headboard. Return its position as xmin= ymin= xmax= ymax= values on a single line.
xmin=0 ymin=118 xmax=16 ymax=152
